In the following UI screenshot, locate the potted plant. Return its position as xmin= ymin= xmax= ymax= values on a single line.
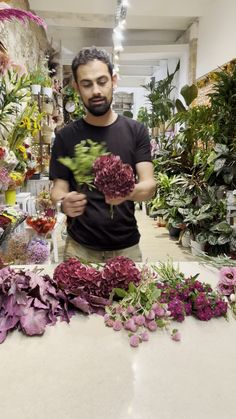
xmin=30 ymin=68 xmax=44 ymax=95
xmin=42 ymin=76 xmax=53 ymax=97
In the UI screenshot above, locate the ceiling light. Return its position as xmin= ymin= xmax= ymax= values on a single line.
xmin=121 ymin=0 xmax=129 ymax=7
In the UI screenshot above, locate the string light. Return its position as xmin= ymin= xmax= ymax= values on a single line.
xmin=112 ymin=0 xmax=130 ymax=72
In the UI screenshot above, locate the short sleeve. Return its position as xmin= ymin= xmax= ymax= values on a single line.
xmin=135 ymin=123 xmax=152 ymax=164
xmin=49 ymin=132 xmax=71 ymax=181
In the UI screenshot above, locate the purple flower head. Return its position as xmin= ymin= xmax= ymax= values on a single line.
xmin=93 ymin=154 xmax=135 ymax=199
xmin=27 ymin=240 xmax=49 ymax=264
xmin=193 ymin=293 xmax=209 ymax=310
xmin=168 ymin=298 xmax=185 ymax=322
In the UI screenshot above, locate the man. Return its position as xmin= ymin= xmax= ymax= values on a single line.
xmin=50 ymin=46 xmax=156 ymax=262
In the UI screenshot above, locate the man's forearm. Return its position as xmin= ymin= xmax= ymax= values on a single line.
xmin=50 ymin=180 xmax=70 ymax=204
xmin=129 ymin=180 xmax=156 ymax=202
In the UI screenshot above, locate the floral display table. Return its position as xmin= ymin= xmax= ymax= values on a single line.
xmin=0 ymin=262 xmax=236 ymax=419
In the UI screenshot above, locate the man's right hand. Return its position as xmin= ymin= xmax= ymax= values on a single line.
xmin=61 ymin=191 xmax=87 ymax=217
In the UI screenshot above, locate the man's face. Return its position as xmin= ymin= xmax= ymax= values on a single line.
xmin=75 ymin=60 xmax=117 ymax=116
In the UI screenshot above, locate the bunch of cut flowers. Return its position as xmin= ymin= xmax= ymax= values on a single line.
xmin=199 ymin=253 xmax=236 ymax=318
xmin=53 ymin=256 xmax=141 ymax=315
xmin=58 ymin=139 xmax=135 ymax=217
xmin=36 ymin=188 xmax=55 ymax=217
xmin=0 ymin=265 xmax=73 ymax=344
xmin=154 ymin=260 xmax=228 ymax=322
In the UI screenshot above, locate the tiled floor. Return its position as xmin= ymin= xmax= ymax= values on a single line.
xmin=57 ymin=208 xmax=197 ymax=262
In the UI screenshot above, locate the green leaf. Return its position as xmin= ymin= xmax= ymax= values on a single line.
xmin=128 ymin=282 xmax=136 ymax=293
xmin=217 ymin=235 xmax=231 ymax=245
xmin=210 ymin=222 xmax=232 ymax=234
xmin=113 ymin=288 xmax=128 ymax=298
xmin=208 ymin=234 xmax=218 ymax=245
xmin=175 ymin=98 xmax=186 ymax=113
xmin=214 ymin=158 xmax=226 ymax=172
xmin=180 ymin=84 xmax=198 ymax=106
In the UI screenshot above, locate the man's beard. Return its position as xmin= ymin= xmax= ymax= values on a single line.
xmin=83 ymin=95 xmax=113 ymax=116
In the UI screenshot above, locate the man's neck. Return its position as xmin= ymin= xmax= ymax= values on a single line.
xmin=83 ymin=109 xmax=118 ymax=127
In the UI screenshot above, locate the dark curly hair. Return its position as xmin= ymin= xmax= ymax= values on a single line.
xmin=72 ymin=46 xmax=113 ymax=82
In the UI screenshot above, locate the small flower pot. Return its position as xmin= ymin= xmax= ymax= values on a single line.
xmin=31 ymin=84 xmax=41 ymax=95
xmin=181 ymin=230 xmax=192 ymax=248
xmin=190 ymin=239 xmax=205 ymax=256
xmin=42 ymin=133 xmax=52 ymax=144
xmin=4 ymin=189 xmax=16 ymax=206
xmin=42 ymin=87 xmax=53 ymax=98
xmin=42 ymin=102 xmax=54 ymax=114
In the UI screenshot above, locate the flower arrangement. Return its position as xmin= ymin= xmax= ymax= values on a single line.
xmin=7 ymin=170 xmax=25 ymax=190
xmin=35 ymin=189 xmax=55 ymax=216
xmin=26 ymin=214 xmax=56 ymax=236
xmin=7 ymin=102 xmax=44 ymax=152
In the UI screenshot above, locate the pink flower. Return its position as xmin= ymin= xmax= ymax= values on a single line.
xmin=133 ymin=315 xmax=145 ymax=326
xmin=113 ymin=320 xmax=123 ymax=331
xmin=104 ymin=313 xmax=110 ymax=322
xmin=140 ymin=331 xmax=149 ymax=341
xmin=129 ymin=334 xmax=140 ymax=347
xmin=152 ymin=303 xmax=165 ymax=317
xmin=127 ymin=305 xmax=135 ymax=314
xmin=171 ymin=330 xmax=181 ymax=342
xmin=145 ymin=309 xmax=155 ymax=320
xmin=146 ymin=320 xmax=157 ymax=331
xmin=217 ymin=267 xmax=236 ymax=296
xmin=124 ymin=318 xmax=138 ymax=332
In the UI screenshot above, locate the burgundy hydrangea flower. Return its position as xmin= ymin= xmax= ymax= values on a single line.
xmin=93 ymin=154 xmax=135 ymax=199
xmin=101 ymin=256 xmax=141 ymax=297
xmin=53 ymin=258 xmax=103 ymax=297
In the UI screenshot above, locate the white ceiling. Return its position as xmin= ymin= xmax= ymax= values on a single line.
xmin=29 ymin=0 xmax=214 ymax=87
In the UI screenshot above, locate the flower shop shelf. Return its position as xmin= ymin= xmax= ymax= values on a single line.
xmin=0 ymin=262 xmax=236 ymax=419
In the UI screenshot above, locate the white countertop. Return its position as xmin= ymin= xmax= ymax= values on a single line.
xmin=0 ymin=262 xmax=235 ymax=419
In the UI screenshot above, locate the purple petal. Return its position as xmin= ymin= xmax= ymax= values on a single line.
xmin=20 ymin=308 xmax=48 ymax=336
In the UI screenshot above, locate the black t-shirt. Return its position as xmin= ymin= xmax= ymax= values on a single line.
xmin=49 ymin=115 xmax=151 ymax=250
